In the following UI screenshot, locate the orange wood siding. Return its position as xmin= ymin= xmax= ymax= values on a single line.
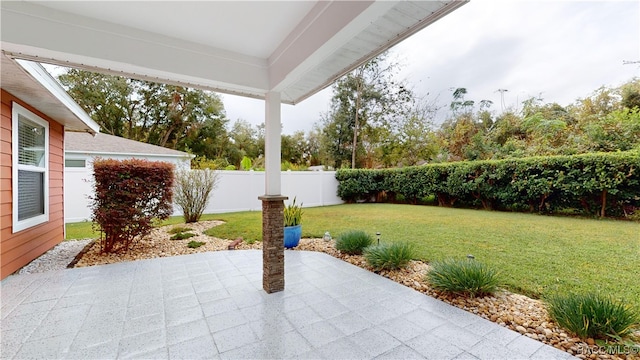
xmin=0 ymin=89 xmax=65 ymax=279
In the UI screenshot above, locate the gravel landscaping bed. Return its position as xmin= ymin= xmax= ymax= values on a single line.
xmin=16 ymin=221 xmax=638 ymax=360
xmin=17 ymin=238 xmax=94 ymax=275
xmin=73 ymin=221 xmax=261 ymax=267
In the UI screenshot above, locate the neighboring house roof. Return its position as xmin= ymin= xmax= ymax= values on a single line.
xmin=1 ymin=53 xmax=99 ymax=134
xmin=65 ymin=131 xmax=192 ymax=158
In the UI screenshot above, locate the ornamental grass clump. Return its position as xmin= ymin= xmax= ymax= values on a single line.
xmin=426 ymin=258 xmax=501 ymax=297
xmin=335 ymin=230 xmax=373 ymax=255
xmin=284 ymin=197 xmax=303 ymax=227
xmin=364 ymin=242 xmax=415 ymax=270
xmin=170 ymin=232 xmax=196 ymax=240
xmin=546 ymin=293 xmax=640 ymax=339
xmin=187 ymin=240 xmax=205 ymax=249
xmin=168 ymin=226 xmax=191 ymax=234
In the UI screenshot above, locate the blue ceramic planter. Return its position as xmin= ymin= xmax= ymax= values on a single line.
xmin=284 ymin=225 xmax=302 ymax=248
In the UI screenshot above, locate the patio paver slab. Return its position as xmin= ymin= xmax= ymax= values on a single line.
xmin=1 ymin=250 xmax=576 ymax=359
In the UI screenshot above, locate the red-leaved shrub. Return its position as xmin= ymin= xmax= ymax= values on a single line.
xmin=91 ymin=158 xmax=174 ymax=253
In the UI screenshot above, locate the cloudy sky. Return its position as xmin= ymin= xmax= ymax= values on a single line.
xmin=222 ymin=0 xmax=640 ymax=135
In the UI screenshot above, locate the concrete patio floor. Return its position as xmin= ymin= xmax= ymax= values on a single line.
xmin=1 ymin=250 xmax=575 ymax=359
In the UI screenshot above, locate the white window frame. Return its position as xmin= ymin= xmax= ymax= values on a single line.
xmin=12 ymin=102 xmax=49 ymax=233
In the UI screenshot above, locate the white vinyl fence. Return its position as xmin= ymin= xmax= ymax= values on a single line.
xmin=64 ymin=169 xmax=342 ymax=223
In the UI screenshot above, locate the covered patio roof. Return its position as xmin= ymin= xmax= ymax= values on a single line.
xmin=1 ymin=0 xmax=467 ymax=104
xmin=1 ymin=0 xmax=468 ymax=293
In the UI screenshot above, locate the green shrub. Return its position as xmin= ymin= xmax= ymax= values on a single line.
xmin=191 ymin=156 xmax=228 ymax=170
xmin=281 ymin=161 xmax=308 ymax=171
xmin=426 ymin=258 xmax=501 ymax=297
xmin=168 ymin=226 xmax=192 ymax=234
xmin=170 ymin=232 xmax=196 ymax=240
xmin=364 ymin=242 xmax=415 ymax=270
xmin=546 ymin=293 xmax=640 ymax=339
xmin=336 ymin=151 xmax=640 ymax=217
xmin=335 ymin=230 xmax=373 ymax=255
xmin=336 ymin=169 xmax=386 ymax=203
xmin=626 ymin=206 xmax=640 ymax=221
xmin=187 ymin=240 xmax=205 ymax=249
xmin=241 ymin=156 xmax=252 ymax=170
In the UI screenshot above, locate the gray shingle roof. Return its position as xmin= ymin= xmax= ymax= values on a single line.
xmin=65 ymin=132 xmax=190 ymax=157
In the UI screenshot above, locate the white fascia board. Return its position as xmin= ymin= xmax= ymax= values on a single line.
xmin=65 ymin=150 xmax=195 ymax=159
xmin=1 ymin=2 xmax=270 ymax=98
xmin=14 ymin=58 xmax=100 ymax=134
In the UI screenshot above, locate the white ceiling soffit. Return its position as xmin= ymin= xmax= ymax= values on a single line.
xmin=1 ymin=54 xmax=99 ymax=134
xmin=0 ymin=1 xmax=467 ymax=105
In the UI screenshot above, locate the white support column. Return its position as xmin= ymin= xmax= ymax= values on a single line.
xmin=264 ymin=91 xmax=282 ymax=196
xmin=260 ymin=91 xmax=286 ymax=293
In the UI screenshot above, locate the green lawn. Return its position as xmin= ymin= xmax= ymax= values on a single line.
xmin=66 ymin=204 xmax=640 ymax=311
xmin=64 ymin=213 xmax=223 ymax=240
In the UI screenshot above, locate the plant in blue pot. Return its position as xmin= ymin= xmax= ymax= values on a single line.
xmin=283 ymin=197 xmax=303 ymax=248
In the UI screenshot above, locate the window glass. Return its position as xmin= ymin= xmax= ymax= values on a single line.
xmin=18 ymin=115 xmax=46 ymax=167
xmin=17 ymin=170 xmax=45 ymax=221
xmin=65 ymin=159 xmax=86 ymax=168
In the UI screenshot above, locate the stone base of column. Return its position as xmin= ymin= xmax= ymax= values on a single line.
xmin=258 ymin=195 xmax=288 ymax=293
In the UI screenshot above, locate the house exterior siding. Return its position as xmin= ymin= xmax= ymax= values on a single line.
xmin=0 ymin=89 xmax=65 ymax=279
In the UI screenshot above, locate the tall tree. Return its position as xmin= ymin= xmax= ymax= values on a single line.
xmin=305 ymin=125 xmax=324 ymax=167
xmin=138 ymin=84 xmax=226 ymax=150
xmin=430 ymin=78 xmax=640 ymax=162
xmin=437 ymin=88 xmax=495 ymax=161
xmin=320 ymin=110 xmax=353 ymax=169
xmin=281 ymin=131 xmax=307 ymax=165
xmin=58 ymin=69 xmax=135 ymax=137
xmin=323 ymin=53 xmax=413 ymax=168
xmin=620 ymin=78 xmax=640 ymax=110
xmin=58 ymin=69 xmax=228 ymax=158
xmin=373 ymin=98 xmax=440 ymax=167
xmin=228 ymin=120 xmax=262 ymax=166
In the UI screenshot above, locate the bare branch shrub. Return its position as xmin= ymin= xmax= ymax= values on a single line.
xmin=174 ymin=169 xmax=220 ymax=223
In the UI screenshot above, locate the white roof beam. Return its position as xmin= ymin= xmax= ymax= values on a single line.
xmin=268 ymin=1 xmax=380 ymax=93
xmin=268 ymin=0 xmax=467 ymax=104
xmin=1 ymin=1 xmax=270 ymax=98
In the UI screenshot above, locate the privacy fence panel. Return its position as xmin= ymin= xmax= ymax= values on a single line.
xmin=65 ymin=170 xmax=342 ymax=223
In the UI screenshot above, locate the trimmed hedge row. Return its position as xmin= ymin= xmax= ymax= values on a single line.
xmin=336 ymin=151 xmax=640 ymax=217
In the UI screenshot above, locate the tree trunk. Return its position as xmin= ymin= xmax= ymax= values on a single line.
xmin=159 ymin=125 xmax=175 ymax=147
xmin=600 ymin=189 xmax=607 ymax=218
xmin=351 ymin=81 xmax=362 ymax=169
xmin=538 ymin=194 xmax=548 ymax=212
